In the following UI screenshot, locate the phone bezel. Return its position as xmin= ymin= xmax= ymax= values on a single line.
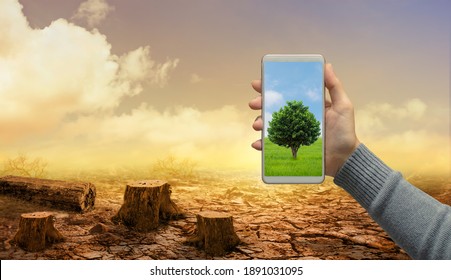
xmin=261 ymin=54 xmax=325 ymax=184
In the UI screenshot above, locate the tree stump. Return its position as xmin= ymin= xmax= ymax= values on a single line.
xmin=13 ymin=212 xmax=64 ymax=252
xmin=112 ymin=180 xmax=182 ymax=232
xmin=187 ymin=211 xmax=240 ymax=256
xmin=0 ymin=175 xmax=96 ymax=212
xmin=159 ymin=182 xmax=183 ymax=220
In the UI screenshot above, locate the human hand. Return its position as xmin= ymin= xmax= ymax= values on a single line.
xmin=249 ymin=63 xmax=360 ymax=177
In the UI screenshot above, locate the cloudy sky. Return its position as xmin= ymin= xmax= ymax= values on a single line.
xmin=263 ymin=61 xmax=323 ymax=137
xmin=1 ymin=0 xmax=449 ymax=176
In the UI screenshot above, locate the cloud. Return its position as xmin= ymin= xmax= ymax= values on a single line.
xmin=305 ymin=88 xmax=321 ymax=101
xmin=0 ymin=0 xmax=178 ymax=143
xmin=0 ymin=0 xmax=259 ymax=172
xmin=72 ymin=0 xmax=114 ymax=28
xmin=355 ymin=98 xmax=427 ymax=137
xmin=355 ymin=98 xmax=449 ymax=176
xmin=118 ymin=46 xmax=179 ymax=89
xmin=37 ymin=105 xmax=259 ymax=170
xmin=365 ymin=130 xmax=449 ymax=177
xmin=190 ymin=73 xmax=202 ymax=84
xmin=265 ymin=90 xmax=284 ymax=108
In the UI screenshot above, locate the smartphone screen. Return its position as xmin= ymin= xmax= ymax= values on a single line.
xmin=262 ymin=54 xmax=325 ymax=184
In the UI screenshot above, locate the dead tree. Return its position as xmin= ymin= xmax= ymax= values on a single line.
xmin=0 ymin=175 xmax=96 ymax=213
xmin=112 ymin=180 xmax=182 ymax=232
xmin=13 ymin=212 xmax=64 ymax=252
xmin=187 ymin=211 xmax=240 ymax=256
xmin=159 ymin=182 xmax=183 ymax=220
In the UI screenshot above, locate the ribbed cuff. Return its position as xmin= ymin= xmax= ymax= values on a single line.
xmin=333 ymin=143 xmax=394 ymax=210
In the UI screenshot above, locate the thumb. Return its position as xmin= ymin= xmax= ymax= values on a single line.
xmin=325 ymin=64 xmax=351 ymax=105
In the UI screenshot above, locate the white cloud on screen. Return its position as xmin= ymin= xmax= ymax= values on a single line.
xmin=305 ymin=88 xmax=321 ymax=101
xmin=265 ymin=90 xmax=284 ymax=108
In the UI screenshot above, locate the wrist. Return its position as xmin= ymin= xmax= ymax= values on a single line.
xmin=330 ymin=139 xmax=361 ymax=177
xmin=333 ymin=143 xmax=394 ymax=210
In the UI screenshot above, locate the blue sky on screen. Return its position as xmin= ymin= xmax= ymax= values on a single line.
xmin=264 ymin=61 xmax=323 ymax=137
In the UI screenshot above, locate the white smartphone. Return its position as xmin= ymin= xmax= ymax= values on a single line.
xmin=262 ymin=54 xmax=325 ymax=184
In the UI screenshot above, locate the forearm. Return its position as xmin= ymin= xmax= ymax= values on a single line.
xmin=334 ymin=144 xmax=451 ymax=259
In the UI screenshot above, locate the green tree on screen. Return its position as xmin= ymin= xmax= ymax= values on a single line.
xmin=268 ymin=100 xmax=321 ymax=159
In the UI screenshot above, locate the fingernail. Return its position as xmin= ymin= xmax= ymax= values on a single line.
xmin=254 ymin=116 xmax=261 ymax=122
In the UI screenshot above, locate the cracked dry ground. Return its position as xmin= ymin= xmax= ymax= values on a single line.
xmin=0 ymin=173 xmax=449 ymax=260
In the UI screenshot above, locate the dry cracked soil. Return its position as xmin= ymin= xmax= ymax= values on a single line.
xmin=0 ymin=172 xmax=449 ymax=260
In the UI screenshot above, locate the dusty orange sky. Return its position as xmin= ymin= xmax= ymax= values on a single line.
xmin=1 ymin=0 xmax=449 ymax=176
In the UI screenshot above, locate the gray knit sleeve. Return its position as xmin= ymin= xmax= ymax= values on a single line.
xmin=333 ymin=143 xmax=451 ymax=259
